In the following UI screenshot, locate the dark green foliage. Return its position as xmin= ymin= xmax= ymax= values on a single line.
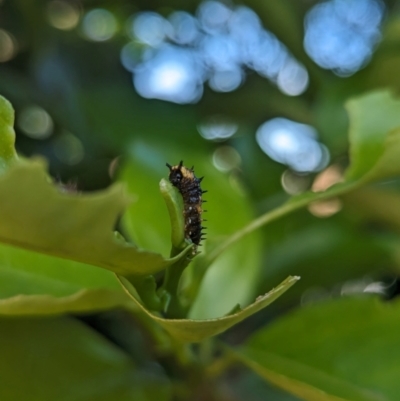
xmin=2 ymin=1 xmax=400 ymax=400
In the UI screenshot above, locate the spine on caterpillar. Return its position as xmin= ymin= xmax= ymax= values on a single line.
xmin=166 ymin=161 xmax=207 ymax=254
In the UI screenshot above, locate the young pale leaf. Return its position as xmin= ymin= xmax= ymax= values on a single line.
xmin=118 ymin=275 xmax=299 ymax=343
xmin=159 ymin=178 xmax=186 ymax=254
xmin=0 ymin=159 xmax=191 ymax=277
xmin=235 ymin=297 xmax=400 ymax=401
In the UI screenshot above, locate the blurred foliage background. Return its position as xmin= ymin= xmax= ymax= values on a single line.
xmin=3 ymin=0 xmax=400 ymax=400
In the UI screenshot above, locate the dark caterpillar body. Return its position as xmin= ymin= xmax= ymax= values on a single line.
xmin=166 ymin=161 xmax=207 ymax=252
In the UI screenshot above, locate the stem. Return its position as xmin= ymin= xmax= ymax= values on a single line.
xmin=205 ymin=181 xmax=359 ymax=266
xmin=205 ymin=355 xmax=236 ymax=379
xmin=159 ymin=247 xmax=194 ymax=318
xmin=185 ymin=181 xmax=360 ymax=304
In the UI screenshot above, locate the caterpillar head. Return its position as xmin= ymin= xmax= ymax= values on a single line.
xmin=166 ymin=161 xmax=188 ymax=187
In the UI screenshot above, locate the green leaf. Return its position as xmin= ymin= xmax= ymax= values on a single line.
xmin=0 ymin=316 xmax=171 ymax=401
xmin=159 ymin=178 xmax=186 ymax=255
xmin=346 ymin=91 xmax=400 ymax=182
xmin=0 ymin=159 xmax=191 ymax=277
xmin=208 ymin=90 xmax=400 ymax=261
xmin=0 ymin=289 xmax=132 ymax=316
xmin=232 ymin=370 xmax=302 ymax=401
xmin=235 ymin=297 xmax=400 ymax=401
xmin=0 ymin=242 xmax=134 ymax=316
xmin=0 ymin=94 xmax=17 ymax=173
xmin=342 ymin=186 xmax=400 ymax=232
xmin=205 ymin=180 xmax=358 ymax=265
xmin=120 ymin=149 xmax=263 ymax=319
xmin=361 ymin=127 xmax=400 ymax=183
xmin=118 ymin=275 xmax=299 ymax=343
xmin=0 ymin=242 xmax=121 ymax=296
xmin=256 ymin=215 xmax=390 ymax=308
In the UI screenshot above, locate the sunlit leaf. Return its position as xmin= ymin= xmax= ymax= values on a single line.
xmin=0 ymin=159 xmax=190 ymax=277
xmin=235 ymin=297 xmax=400 ymax=401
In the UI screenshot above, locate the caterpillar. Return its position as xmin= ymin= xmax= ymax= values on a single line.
xmin=166 ymin=161 xmax=207 ymax=253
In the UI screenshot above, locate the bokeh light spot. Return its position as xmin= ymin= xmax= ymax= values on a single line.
xmin=341 ymin=277 xmax=375 ymax=296
xmin=256 ymin=118 xmax=329 ymax=173
xmin=0 ymin=29 xmax=17 ymax=63
xmin=277 ymin=59 xmax=309 ymax=96
xmin=304 ymin=0 xmax=385 ymax=76
xmin=198 ymin=115 xmax=238 ymax=141
xmin=212 ymin=146 xmax=241 ymax=172
xmin=208 ymin=68 xmax=243 ymax=92
xmin=17 ymin=106 xmax=53 ymax=140
xmin=312 ymin=165 xmax=344 ymax=192
xmin=197 ymin=1 xmax=232 ymax=34
xmin=133 ymin=45 xmax=203 ymax=104
xmin=120 ymin=42 xmax=143 ymax=72
xmin=46 ymin=1 xmax=80 ymax=31
xmin=308 ymin=198 xmax=342 ymax=218
xmin=200 ymin=34 xmax=241 ymax=70
xmin=131 ymin=12 xmax=171 ymax=47
xmin=281 ymin=169 xmax=311 ymax=195
xmin=82 ymin=9 xmax=118 ymax=42
xmin=168 ymin=11 xmax=199 ymax=45
xmin=122 ymin=1 xmax=309 ymax=103
xmin=53 ymin=132 xmax=84 ymax=165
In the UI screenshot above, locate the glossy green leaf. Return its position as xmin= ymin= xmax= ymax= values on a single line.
xmin=118 ymin=275 xmax=299 ymax=343
xmin=0 ymin=159 xmax=190 ymax=277
xmin=236 ymin=297 xmax=400 ymax=401
xmin=0 ymin=316 xmax=171 ymax=401
xmin=0 ymin=94 xmax=17 ymax=173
